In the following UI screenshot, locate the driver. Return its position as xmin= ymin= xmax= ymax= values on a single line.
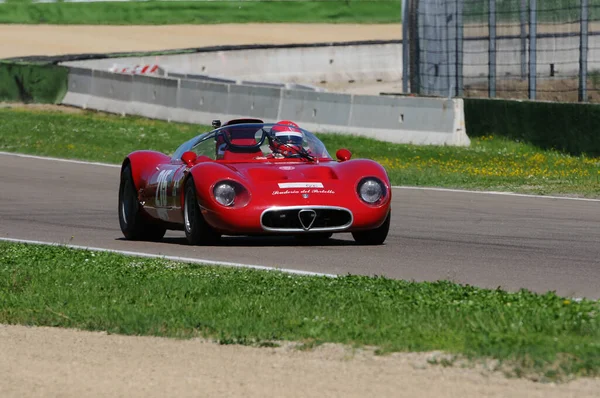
xmin=269 ymin=120 xmax=306 ymax=158
xmin=215 ymin=130 xmax=228 ymax=160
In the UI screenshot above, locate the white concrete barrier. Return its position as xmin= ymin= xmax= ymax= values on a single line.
xmin=62 ymin=67 xmax=469 ymax=146
xmin=60 ymin=34 xmax=600 ymax=94
xmin=61 ymin=42 xmax=403 ymax=90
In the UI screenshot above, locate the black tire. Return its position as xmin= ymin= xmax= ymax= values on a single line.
xmin=184 ymin=178 xmax=221 ymax=245
xmin=351 ymin=211 xmax=391 ymax=245
xmin=294 ymin=232 xmax=333 ymax=243
xmin=119 ymin=165 xmax=166 ymax=241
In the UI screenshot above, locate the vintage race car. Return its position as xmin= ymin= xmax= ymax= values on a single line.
xmin=118 ymin=118 xmax=391 ymax=245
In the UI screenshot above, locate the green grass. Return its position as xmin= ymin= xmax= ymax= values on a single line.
xmin=0 ymin=1 xmax=401 ymax=25
xmin=319 ymin=133 xmax=600 ymax=197
xmin=0 ymin=107 xmax=198 ymax=162
xmin=1 ymin=106 xmax=599 ymax=197
xmin=1 ymin=241 xmax=599 ymax=380
xmin=463 ymin=0 xmax=600 ymax=23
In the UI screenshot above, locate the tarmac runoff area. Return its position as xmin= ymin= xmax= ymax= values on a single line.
xmin=1 ymin=25 xmax=600 ymax=397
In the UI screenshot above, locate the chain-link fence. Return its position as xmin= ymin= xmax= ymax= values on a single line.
xmin=402 ymin=0 xmax=600 ymax=103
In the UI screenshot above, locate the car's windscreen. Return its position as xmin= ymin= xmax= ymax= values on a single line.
xmin=171 ymin=132 xmax=211 ymax=161
xmin=172 ymin=123 xmax=331 ymax=161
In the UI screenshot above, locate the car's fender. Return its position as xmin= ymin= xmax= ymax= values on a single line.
xmin=332 ymin=159 xmax=392 ymax=201
xmin=187 ymin=162 xmax=252 ymax=210
xmin=122 ymin=150 xmax=172 ymax=191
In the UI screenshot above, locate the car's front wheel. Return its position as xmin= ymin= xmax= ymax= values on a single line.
xmin=184 ymin=178 xmax=221 ymax=245
xmin=119 ymin=164 xmax=166 ymax=241
xmin=351 ymin=211 xmax=390 ymax=245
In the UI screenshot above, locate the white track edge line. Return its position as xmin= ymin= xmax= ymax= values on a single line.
xmin=0 ymin=151 xmax=120 ymax=168
xmin=392 ymin=185 xmax=600 ymax=202
xmin=2 ymin=151 xmax=598 ymax=202
xmin=0 ymin=237 xmax=336 ymax=278
xmin=2 ymin=237 xmax=591 ymax=302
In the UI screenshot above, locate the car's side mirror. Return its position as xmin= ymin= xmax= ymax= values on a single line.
xmin=336 ymin=148 xmax=352 ymax=162
xmin=181 ymin=151 xmax=197 ymax=167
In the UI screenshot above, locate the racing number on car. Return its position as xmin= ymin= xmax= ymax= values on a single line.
xmin=156 ymin=170 xmax=174 ymax=207
xmin=172 ymin=179 xmax=181 ymax=207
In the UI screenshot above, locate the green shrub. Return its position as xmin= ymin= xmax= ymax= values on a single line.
xmin=465 ymin=98 xmax=600 ymax=156
xmin=0 ymin=62 xmax=68 ymax=104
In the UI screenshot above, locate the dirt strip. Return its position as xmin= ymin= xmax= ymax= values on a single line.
xmin=1 ymin=324 xmax=599 ymax=398
xmin=0 ymin=24 xmax=401 ymax=58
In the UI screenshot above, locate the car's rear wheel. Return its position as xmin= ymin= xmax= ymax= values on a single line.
xmin=351 ymin=211 xmax=390 ymax=245
xmin=119 ymin=164 xmax=166 ymax=241
xmin=184 ymin=178 xmax=221 ymax=245
xmin=294 ymin=232 xmax=333 ymax=243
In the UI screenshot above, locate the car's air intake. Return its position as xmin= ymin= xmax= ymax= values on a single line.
xmin=261 ymin=206 xmax=353 ymax=232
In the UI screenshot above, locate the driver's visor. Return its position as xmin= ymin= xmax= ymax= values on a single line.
xmin=275 ymin=132 xmax=303 ymax=146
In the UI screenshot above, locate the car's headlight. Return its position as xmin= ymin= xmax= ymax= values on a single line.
xmin=357 ymin=178 xmax=385 ymax=204
xmin=213 ymin=182 xmax=236 ymax=206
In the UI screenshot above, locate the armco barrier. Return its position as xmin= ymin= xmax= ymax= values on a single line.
xmin=62 ymin=68 xmax=470 ymax=146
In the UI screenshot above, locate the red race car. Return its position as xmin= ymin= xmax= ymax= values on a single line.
xmin=118 ymin=119 xmax=391 ymax=245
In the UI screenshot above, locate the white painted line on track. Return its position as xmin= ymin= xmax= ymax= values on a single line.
xmin=2 ymin=239 xmax=594 ymax=301
xmin=0 ymin=237 xmax=337 ymax=278
xmin=0 ymin=151 xmax=120 ymax=168
xmin=2 ymin=151 xmax=599 ymax=202
xmin=392 ymin=186 xmax=600 ymax=202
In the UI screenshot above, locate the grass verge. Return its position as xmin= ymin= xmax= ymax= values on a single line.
xmin=1 ymin=106 xmax=599 ymax=197
xmin=0 ymin=1 xmax=401 ymax=25
xmin=1 ymin=241 xmax=599 ymax=381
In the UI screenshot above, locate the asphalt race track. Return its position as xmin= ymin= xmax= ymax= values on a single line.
xmin=1 ymin=152 xmax=599 ymax=299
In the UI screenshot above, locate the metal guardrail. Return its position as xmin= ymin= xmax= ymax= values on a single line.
xmin=165 ymin=72 xmax=325 ymax=91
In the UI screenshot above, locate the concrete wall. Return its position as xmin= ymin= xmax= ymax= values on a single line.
xmin=62 ymin=66 xmax=469 ymax=146
xmin=61 ymin=35 xmax=600 ymax=91
xmin=61 ymin=43 xmax=403 ymax=88
xmin=463 ymin=34 xmax=600 ymax=84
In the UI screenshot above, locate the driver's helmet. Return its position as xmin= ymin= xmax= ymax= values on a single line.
xmin=271 ymin=120 xmax=304 ymax=152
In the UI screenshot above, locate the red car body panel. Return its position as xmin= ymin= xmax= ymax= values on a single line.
xmin=123 ymin=123 xmax=391 ymax=236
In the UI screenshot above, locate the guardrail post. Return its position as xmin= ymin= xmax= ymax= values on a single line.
xmin=579 ymin=0 xmax=589 ymax=102
xmin=489 ymin=0 xmax=497 ymax=98
xmin=529 ymin=0 xmax=537 ymax=100
xmin=520 ymin=0 xmax=527 ymax=80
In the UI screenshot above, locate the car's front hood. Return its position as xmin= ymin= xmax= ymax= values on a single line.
xmin=227 ymin=161 xmax=340 ymax=183
xmin=226 ymin=161 xmax=349 ymax=206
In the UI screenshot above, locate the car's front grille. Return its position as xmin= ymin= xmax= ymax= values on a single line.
xmin=261 ymin=206 xmax=353 ymax=232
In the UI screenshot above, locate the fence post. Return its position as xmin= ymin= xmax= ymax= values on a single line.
xmin=529 ymin=0 xmax=537 ymax=100
xmin=489 ymin=0 xmax=497 ymax=98
xmin=402 ymin=0 xmax=410 ymax=93
xmin=456 ymin=0 xmax=463 ymax=97
xmin=520 ymin=0 xmax=527 ymax=80
xmin=579 ymin=0 xmax=589 ymax=102
xmin=408 ymin=0 xmax=420 ymax=94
